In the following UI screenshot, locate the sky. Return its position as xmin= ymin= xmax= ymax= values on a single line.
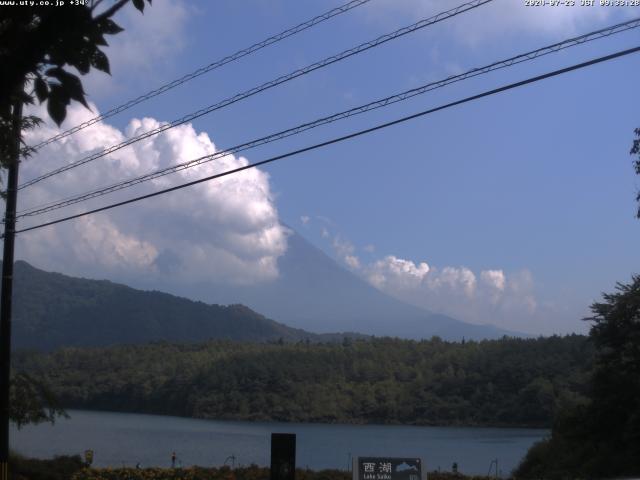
xmin=11 ymin=0 xmax=640 ymax=336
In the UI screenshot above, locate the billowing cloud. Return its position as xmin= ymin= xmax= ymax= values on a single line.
xmin=368 ymin=255 xmax=430 ymax=288
xmin=363 ymin=254 xmax=538 ymax=330
xmin=17 ymin=102 xmax=289 ymax=286
xmin=481 ymin=269 xmax=506 ymax=292
xmin=481 ymin=269 xmax=506 ymax=304
xmin=319 ymin=224 xmax=543 ymax=332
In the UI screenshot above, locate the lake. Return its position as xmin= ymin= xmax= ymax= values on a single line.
xmin=11 ymin=410 xmax=548 ymax=477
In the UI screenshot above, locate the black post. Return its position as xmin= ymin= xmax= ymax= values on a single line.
xmin=270 ymin=433 xmax=296 ymax=480
xmin=0 ymin=100 xmax=23 ymax=480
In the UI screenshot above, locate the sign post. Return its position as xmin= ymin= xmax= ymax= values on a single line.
xmin=353 ymin=457 xmax=425 ymax=480
xmin=270 ymin=433 xmax=296 ymax=480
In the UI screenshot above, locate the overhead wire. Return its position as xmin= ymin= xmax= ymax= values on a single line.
xmin=10 ymin=44 xmax=640 ymax=237
xmin=28 ymin=0 xmax=375 ymax=150
xmin=16 ymin=17 xmax=640 ymax=219
xmin=19 ymin=0 xmax=494 ymax=190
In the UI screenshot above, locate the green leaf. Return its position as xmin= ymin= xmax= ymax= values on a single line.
xmin=47 ymin=84 xmax=70 ymax=126
xmin=76 ymin=51 xmax=91 ymax=74
xmin=100 ymin=19 xmax=124 ymax=35
xmin=91 ymin=49 xmax=110 ymax=74
xmin=132 ymin=0 xmax=145 ymax=12
xmin=44 ymin=68 xmax=89 ymax=109
xmin=34 ymin=77 xmax=49 ymax=103
xmin=60 ymin=72 xmax=89 ymax=109
xmin=47 ymin=96 xmax=66 ymax=126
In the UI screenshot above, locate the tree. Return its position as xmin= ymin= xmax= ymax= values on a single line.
xmin=1 ymin=0 xmax=154 ymax=189
xmin=515 ymin=276 xmax=640 ymax=478
xmin=9 ymin=372 xmax=67 ymax=429
xmin=585 ymin=275 xmax=640 ymax=474
xmin=516 ymin=128 xmax=640 ymax=479
xmin=1 ymin=2 xmax=151 ymax=477
xmin=632 ymin=127 xmax=640 ymax=218
xmin=1 ymin=0 xmax=151 ymax=166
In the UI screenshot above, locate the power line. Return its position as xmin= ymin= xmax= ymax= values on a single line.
xmin=19 ymin=0 xmax=493 ymax=190
xmin=10 ymin=45 xmax=640 ymax=237
xmin=16 ymin=17 xmax=640 ymax=219
xmin=28 ymin=0 xmax=374 ymax=150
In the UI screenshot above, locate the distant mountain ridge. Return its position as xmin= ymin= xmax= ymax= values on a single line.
xmin=161 ymin=230 xmax=521 ymax=341
xmin=8 ymin=261 xmax=363 ymax=351
xmin=7 ymin=231 xmax=520 ymax=351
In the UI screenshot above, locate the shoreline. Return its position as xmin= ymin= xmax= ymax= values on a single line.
xmin=57 ymin=407 xmax=553 ymax=431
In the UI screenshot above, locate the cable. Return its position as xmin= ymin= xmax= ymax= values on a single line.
xmin=28 ymin=0 xmax=375 ymax=150
xmin=10 ymin=45 xmax=639 ymax=237
xmin=19 ymin=0 xmax=493 ymax=190
xmin=16 ymin=17 xmax=640 ymax=219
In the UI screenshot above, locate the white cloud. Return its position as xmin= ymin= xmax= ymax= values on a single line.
xmin=300 ymin=215 xmax=310 ymax=225
xmin=481 ymin=269 xmax=506 ymax=304
xmin=426 ymin=266 xmax=477 ymax=298
xmin=369 ymin=255 xmax=430 ymax=288
xmin=345 ymin=255 xmax=361 ymax=270
xmin=363 ymin=254 xmax=539 ymax=331
xmin=318 ymin=225 xmax=545 ymax=332
xmin=331 ymin=236 xmax=362 ymax=271
xmin=80 ymin=0 xmax=191 ymax=99
xmin=481 ymin=269 xmax=506 ymax=292
xmin=332 ymin=236 xmax=355 ymax=258
xmin=18 ymin=102 xmax=289 ymax=286
xmin=366 ymin=0 xmax=631 ymax=45
xmin=73 ymin=216 xmax=158 ymax=270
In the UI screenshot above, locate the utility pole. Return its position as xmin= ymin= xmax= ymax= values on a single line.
xmin=0 ymin=99 xmax=23 ymax=480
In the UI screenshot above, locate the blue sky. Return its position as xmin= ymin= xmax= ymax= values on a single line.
xmin=16 ymin=0 xmax=640 ymax=335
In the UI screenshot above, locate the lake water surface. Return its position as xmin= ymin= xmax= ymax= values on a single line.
xmin=11 ymin=410 xmax=548 ymax=477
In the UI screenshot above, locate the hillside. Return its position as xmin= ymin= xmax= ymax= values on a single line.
xmin=8 ymin=261 xmax=360 ymax=351
xmin=155 ymin=230 xmax=520 ymax=341
xmin=15 ymin=335 xmax=593 ymax=427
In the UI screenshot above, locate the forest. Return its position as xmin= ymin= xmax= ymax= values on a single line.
xmin=15 ymin=334 xmax=592 ymax=428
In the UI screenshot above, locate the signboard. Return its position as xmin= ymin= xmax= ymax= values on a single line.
xmin=354 ymin=457 xmax=423 ymax=480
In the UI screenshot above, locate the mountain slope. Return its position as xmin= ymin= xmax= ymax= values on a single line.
xmin=9 ymin=261 xmax=352 ymax=351
xmin=166 ymin=230 xmax=519 ymax=340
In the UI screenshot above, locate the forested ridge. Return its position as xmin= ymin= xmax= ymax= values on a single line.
xmin=15 ymin=335 xmax=591 ymax=427
xmin=8 ymin=261 xmax=364 ymax=350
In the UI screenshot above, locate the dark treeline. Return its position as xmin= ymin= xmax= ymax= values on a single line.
xmin=514 ymin=276 xmax=640 ymax=478
xmin=15 ymin=335 xmax=591 ymax=428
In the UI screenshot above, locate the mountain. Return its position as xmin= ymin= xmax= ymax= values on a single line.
xmin=8 ymin=261 xmax=361 ymax=351
xmin=156 ymin=230 xmax=520 ymax=341
xmin=8 ymin=231 xmax=519 ymax=350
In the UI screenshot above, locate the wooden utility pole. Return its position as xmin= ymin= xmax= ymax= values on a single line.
xmin=0 ymin=99 xmax=23 ymax=480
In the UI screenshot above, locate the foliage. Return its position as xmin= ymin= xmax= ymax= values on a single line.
xmin=67 ymin=465 xmax=495 ymax=480
xmin=9 ymin=261 xmax=362 ymax=350
xmin=15 ymin=334 xmax=592 ymax=428
xmin=1 ymin=0 xmax=150 ymax=433
xmin=514 ymin=275 xmax=640 ymax=478
xmin=632 ymin=127 xmax=640 ymax=218
xmin=0 ymin=0 xmax=150 ymax=172
xmin=9 ymin=453 xmax=85 ymax=480
xmin=5 ymin=456 xmax=498 ymax=480
xmin=9 ymin=372 xmax=67 ymax=429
